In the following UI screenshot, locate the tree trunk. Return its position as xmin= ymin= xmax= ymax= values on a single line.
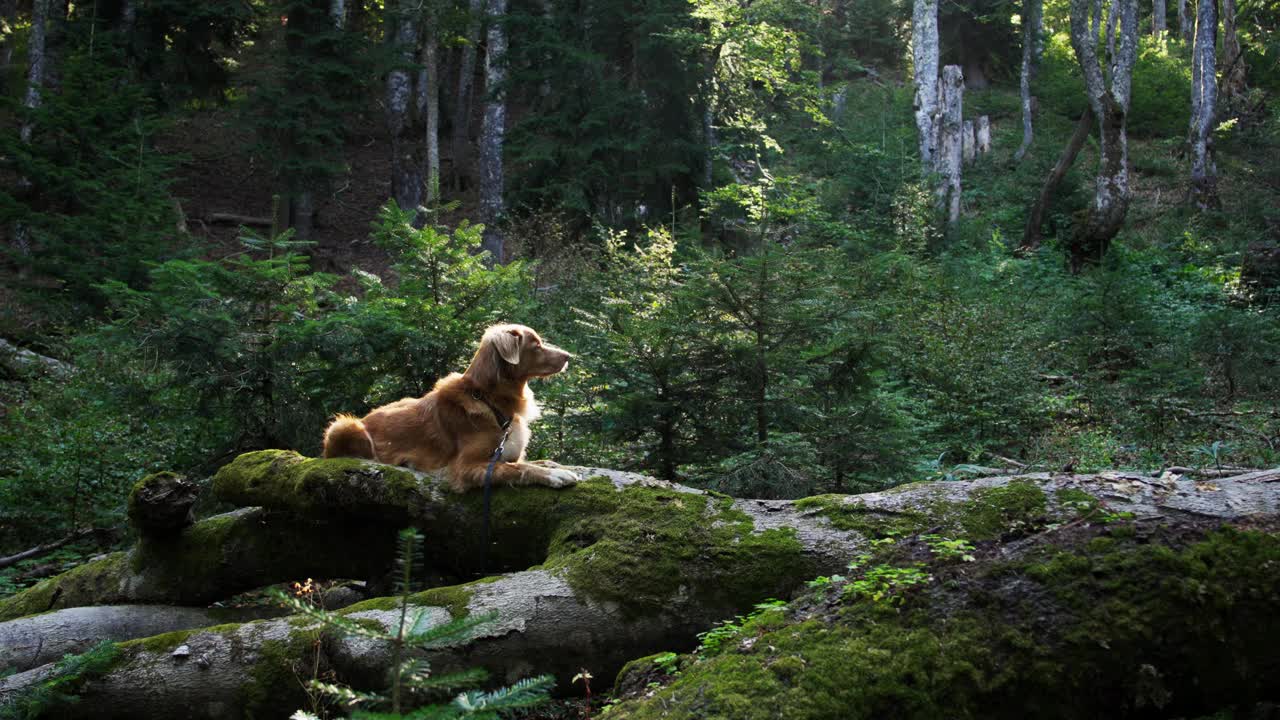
xmin=478 ymin=0 xmax=508 ymax=262
xmin=452 ymin=0 xmax=486 ymax=191
xmin=1178 ymin=0 xmax=1192 ymax=41
xmin=976 ymin=116 xmax=991 ymax=155
xmin=1153 ymin=0 xmax=1167 ymax=34
xmin=1188 ymin=0 xmax=1218 ymax=210
xmin=938 ymin=65 xmax=964 ymax=226
xmin=424 ymin=29 xmax=441 ymax=204
xmin=20 ymin=0 xmax=53 ymax=140
xmin=330 ymin=0 xmax=345 ymax=28
xmin=1022 ymin=109 xmax=1094 ymax=250
xmin=1015 ymin=0 xmax=1043 ymax=161
xmin=962 ymin=119 xmax=976 ymax=164
xmin=387 ymin=0 xmax=424 ymax=219
xmin=3 ymin=451 xmax=1275 ymax=719
xmin=911 ymin=0 xmax=941 ymax=174
xmin=1220 ymin=0 xmax=1246 ymax=100
xmin=1068 ymin=0 xmax=1138 ymax=271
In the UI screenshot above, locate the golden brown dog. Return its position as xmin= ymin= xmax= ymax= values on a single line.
xmin=322 ymin=324 xmax=580 ymax=492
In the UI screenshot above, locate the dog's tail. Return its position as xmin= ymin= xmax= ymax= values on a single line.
xmin=323 ymin=414 xmax=376 ymax=460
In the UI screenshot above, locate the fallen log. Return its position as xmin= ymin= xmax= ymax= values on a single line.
xmin=0 ymin=338 xmax=73 ymax=378
xmin=0 ymin=604 xmax=288 ymax=672
xmin=0 ymin=506 xmax=396 ymax=621
xmin=1 ymin=453 xmax=1276 ymax=719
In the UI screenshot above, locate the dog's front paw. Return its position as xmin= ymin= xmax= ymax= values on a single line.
xmin=529 ymin=459 xmax=566 ymax=469
xmin=545 ymin=467 xmax=581 ymax=488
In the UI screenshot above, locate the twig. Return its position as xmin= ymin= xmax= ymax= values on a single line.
xmin=0 ymin=529 xmax=95 ymax=570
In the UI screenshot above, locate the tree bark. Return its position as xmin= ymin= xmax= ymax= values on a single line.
xmin=0 ymin=338 xmax=73 ymax=377
xmin=425 ymin=31 xmax=441 ymax=204
xmin=1068 ymin=0 xmax=1138 ymax=271
xmin=387 ymin=0 xmax=424 ymax=219
xmin=1153 ymin=0 xmax=1167 ymax=34
xmin=963 ymin=120 xmax=976 ymax=164
xmin=911 ymin=0 xmax=941 ymax=174
xmin=976 ymin=116 xmax=991 ymax=155
xmin=1015 ymin=0 xmax=1043 ymax=161
xmin=0 ymin=507 xmax=396 ymax=622
xmin=1022 ymin=109 xmax=1094 ymax=250
xmin=1178 ymin=0 xmax=1192 ymax=41
xmin=938 ymin=65 xmax=964 ymax=225
xmin=452 ymin=0 xmax=486 ymax=191
xmin=1220 ymin=0 xmax=1246 ymax=100
xmin=3 ymin=452 xmax=1275 ymax=719
xmin=1188 ymin=0 xmax=1218 ymax=210
xmin=478 ymin=0 xmax=508 ymax=262
xmin=0 ymin=605 xmax=290 ymax=672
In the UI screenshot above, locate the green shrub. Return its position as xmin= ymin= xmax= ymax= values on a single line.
xmin=1036 ymin=32 xmax=1192 ymax=137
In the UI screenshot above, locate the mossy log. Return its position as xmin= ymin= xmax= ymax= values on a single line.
xmin=1 ymin=453 xmax=1277 ymax=719
xmin=0 ymin=604 xmax=291 ymax=672
xmin=0 ymin=506 xmax=396 ymax=622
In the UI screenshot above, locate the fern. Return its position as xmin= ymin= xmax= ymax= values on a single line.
xmin=0 ymin=641 xmax=120 ymax=720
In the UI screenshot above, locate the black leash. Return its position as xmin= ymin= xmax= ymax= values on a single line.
xmin=472 ymin=390 xmax=511 ymax=576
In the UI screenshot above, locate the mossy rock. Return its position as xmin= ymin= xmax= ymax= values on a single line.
xmin=607 ymin=524 xmax=1280 ymax=719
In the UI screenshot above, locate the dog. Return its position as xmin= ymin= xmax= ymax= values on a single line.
xmin=322 ymin=324 xmax=581 ymax=492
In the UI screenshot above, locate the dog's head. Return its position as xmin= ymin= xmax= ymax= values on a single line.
xmin=468 ymin=324 xmax=571 ymax=387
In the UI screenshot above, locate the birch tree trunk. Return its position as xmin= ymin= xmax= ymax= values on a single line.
xmin=1015 ymin=0 xmax=1043 ymax=161
xmin=478 ymin=0 xmax=508 ymax=262
xmin=1220 ymin=0 xmax=1246 ymax=99
xmin=1153 ymin=0 xmax=1167 ymax=34
xmin=452 ymin=0 xmax=486 ymax=190
xmin=387 ymin=0 xmax=424 ymax=219
xmin=1068 ymin=0 xmax=1138 ymax=272
xmin=912 ymin=0 xmax=940 ymax=174
xmin=976 ymin=116 xmax=991 ymax=155
xmin=962 ymin=120 xmax=976 ymax=164
xmin=938 ymin=65 xmax=964 ymax=226
xmin=1188 ymin=0 xmax=1218 ymax=209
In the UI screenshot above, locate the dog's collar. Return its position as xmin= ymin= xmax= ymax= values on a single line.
xmin=470 ymin=390 xmax=512 ymax=431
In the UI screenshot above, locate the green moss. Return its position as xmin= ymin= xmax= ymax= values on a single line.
xmin=1053 ymin=487 xmax=1100 ymax=514
xmin=341 ymin=575 xmax=502 ymax=618
xmin=240 ymin=629 xmax=318 ymax=719
xmin=212 ymin=450 xmax=427 ymax=518
xmin=951 ymin=481 xmax=1048 ymax=539
xmin=0 ymin=552 xmax=130 ymax=621
xmin=794 ymin=495 xmax=929 ymax=538
xmin=608 ymin=527 xmax=1280 ymax=720
xmin=539 ymin=481 xmax=812 ymax=616
xmin=120 ymin=627 xmax=200 ymax=654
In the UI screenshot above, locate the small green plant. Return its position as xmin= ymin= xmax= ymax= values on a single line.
xmin=0 ymin=641 xmax=120 ymax=720
xmin=695 ymin=599 xmax=788 ymax=656
xmin=920 ymin=535 xmax=977 ymax=563
xmin=1195 ymin=441 xmax=1230 ymax=474
xmin=275 ymin=528 xmax=552 ymax=719
xmin=652 ymin=652 xmax=681 ymax=676
xmin=841 ymin=558 xmax=932 ymax=607
xmin=805 ymin=574 xmax=847 ymax=594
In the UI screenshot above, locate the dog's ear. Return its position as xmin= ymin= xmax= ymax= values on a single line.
xmin=491 ymin=327 xmax=523 ymax=365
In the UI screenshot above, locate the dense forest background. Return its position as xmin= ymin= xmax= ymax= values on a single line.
xmin=1 ymin=0 xmax=1278 ymax=581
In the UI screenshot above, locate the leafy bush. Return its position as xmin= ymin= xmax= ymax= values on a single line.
xmin=1036 ymin=32 xmax=1192 ymax=136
